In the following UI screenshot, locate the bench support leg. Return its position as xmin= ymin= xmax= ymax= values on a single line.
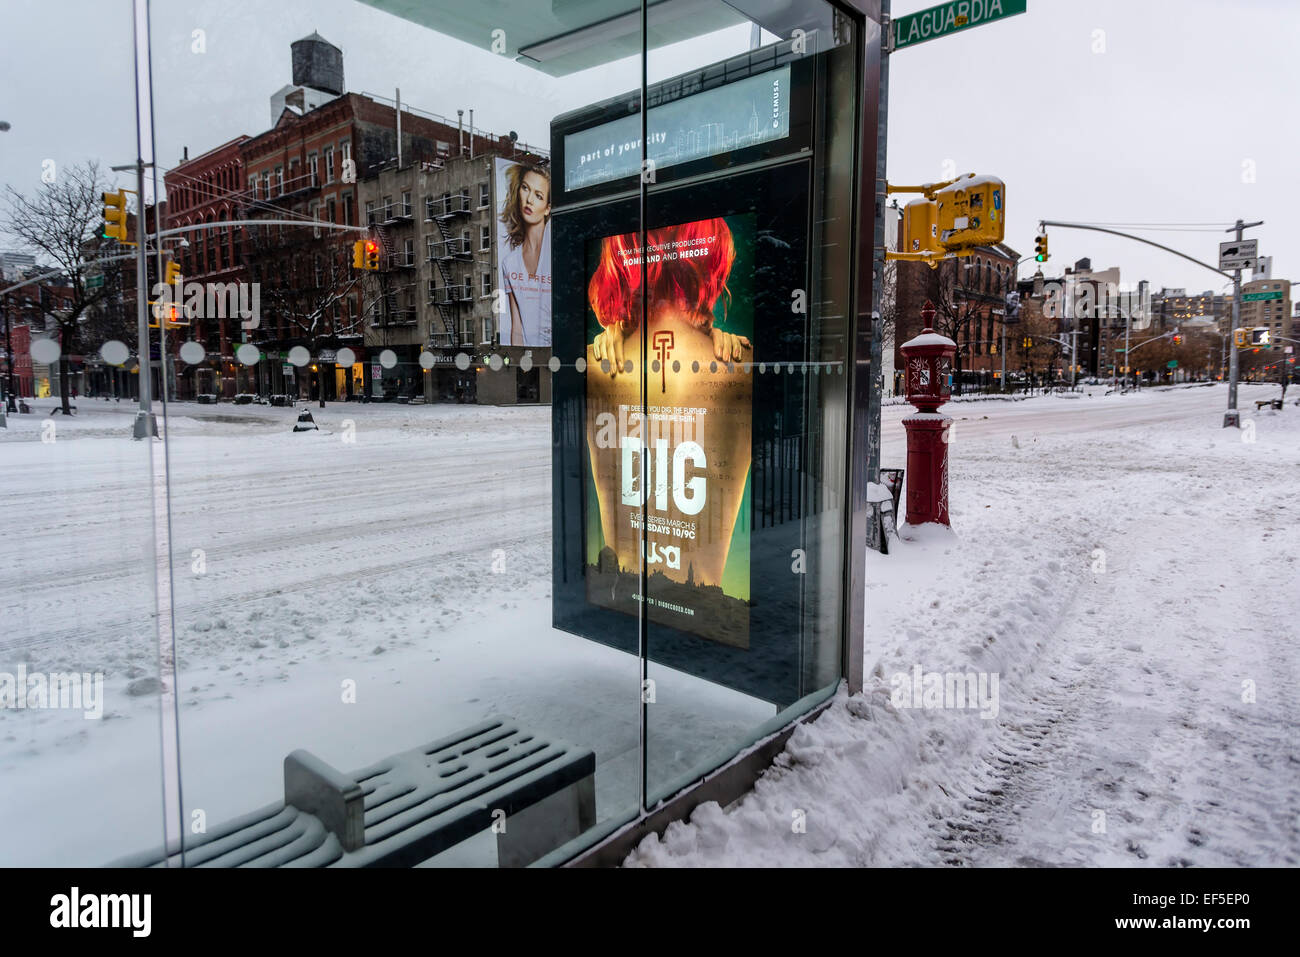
xmin=496 ymin=775 xmax=596 ymax=868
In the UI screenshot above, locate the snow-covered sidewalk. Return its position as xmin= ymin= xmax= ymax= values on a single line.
xmin=628 ymin=384 xmax=1300 ymax=866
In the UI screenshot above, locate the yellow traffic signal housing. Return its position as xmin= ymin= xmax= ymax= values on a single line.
xmin=165 ymin=261 xmax=182 ymax=286
xmin=933 ymin=174 xmax=1005 ymax=250
xmin=1172 ymin=334 xmax=1182 ymax=346
xmin=902 ymin=197 xmax=940 ymax=254
xmin=352 ymin=240 xmax=366 ymax=269
xmin=102 ymin=190 xmax=128 ymax=241
xmin=1034 ymin=233 xmax=1049 ymax=263
xmin=1234 ymin=328 xmax=1247 ymax=347
xmin=364 ymin=240 xmax=380 ymax=271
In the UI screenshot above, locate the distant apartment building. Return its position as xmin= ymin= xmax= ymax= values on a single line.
xmin=1239 ymin=278 xmax=1291 ymax=353
xmin=358 ymin=138 xmax=550 ymax=405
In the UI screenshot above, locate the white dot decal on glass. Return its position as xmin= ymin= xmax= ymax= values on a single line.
xmin=575 ymin=357 xmax=587 ymax=373
xmin=520 ymin=354 xmax=533 ymax=373
xmin=100 ymin=340 xmax=129 ymax=366
xmin=455 ymin=352 xmax=471 ymax=371
xmin=652 ymin=360 xmax=660 ymax=373
xmin=419 ymin=351 xmax=435 ymax=370
xmin=178 ymin=341 xmax=205 ymax=365
xmin=30 ymin=339 xmax=60 ymax=364
xmin=488 ymin=354 xmax=503 ymax=372
xmin=288 ymin=346 xmax=310 ymax=367
xmin=236 ymin=343 xmax=260 ymax=366
xmin=379 ymin=349 xmax=398 ymax=369
xmin=336 ymin=347 xmax=356 ymax=368
xmin=547 ymin=356 xmax=561 ymax=373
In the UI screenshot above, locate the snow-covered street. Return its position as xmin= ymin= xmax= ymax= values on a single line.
xmin=2 ymin=382 xmax=1298 ymax=867
xmin=631 ymin=382 xmax=1300 ymax=866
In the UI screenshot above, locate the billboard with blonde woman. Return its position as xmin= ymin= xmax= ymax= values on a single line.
xmin=495 ymin=158 xmax=552 ymax=347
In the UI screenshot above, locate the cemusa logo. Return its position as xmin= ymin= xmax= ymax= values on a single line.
xmin=50 ymin=888 xmax=151 ymax=937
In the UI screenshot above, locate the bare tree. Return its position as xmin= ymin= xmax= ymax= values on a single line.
xmin=3 ymin=161 xmax=115 ymax=414
xmin=246 ymin=225 xmax=367 ymax=399
xmin=932 ymin=259 xmax=982 ymax=395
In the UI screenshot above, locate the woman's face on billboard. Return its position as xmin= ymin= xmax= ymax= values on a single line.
xmin=519 ymin=171 xmax=551 ymax=226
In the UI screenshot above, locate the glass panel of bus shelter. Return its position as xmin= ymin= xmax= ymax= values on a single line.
xmin=639 ymin=0 xmax=859 ymax=806
xmin=0 ymin=0 xmax=169 ymax=865
xmin=147 ymin=0 xmax=645 ymax=866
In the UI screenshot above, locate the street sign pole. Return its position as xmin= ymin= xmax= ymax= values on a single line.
xmin=1224 ymin=218 xmax=1263 ymax=426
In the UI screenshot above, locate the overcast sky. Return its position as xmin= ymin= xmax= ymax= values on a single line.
xmin=1 ymin=0 xmax=1294 ymax=296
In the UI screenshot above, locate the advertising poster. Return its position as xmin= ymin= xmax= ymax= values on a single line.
xmin=494 ymin=157 xmax=552 ymax=347
xmin=583 ymin=214 xmax=755 ymax=649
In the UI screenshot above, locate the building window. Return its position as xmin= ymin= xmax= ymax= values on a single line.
xmin=481 ymin=273 xmax=492 ymax=298
xmin=365 ymin=201 xmax=376 ymax=227
xmin=323 ymin=146 xmax=334 ymax=183
xmin=401 ymin=191 xmax=412 ymax=216
xmin=343 ymin=193 xmax=354 ymax=226
xmin=382 ymin=195 xmax=393 ymax=220
xmin=327 ymin=198 xmax=336 ymax=224
xmin=480 ymin=225 xmax=490 ymax=251
xmin=462 ymin=228 xmax=471 ymax=250
xmin=309 ymin=154 xmax=319 ymax=187
xmin=248 ymin=175 xmax=258 ymax=199
xmin=274 ymin=166 xmax=283 ymax=196
xmin=461 ymin=318 xmax=473 ymax=342
xmin=262 ymin=172 xmax=270 ymax=197
xmin=426 ymin=236 xmax=437 ymax=261
xmin=425 ymin=196 xmax=435 ymax=220
xmin=484 ymin=316 xmax=495 ymax=343
xmin=478 ymin=183 xmax=490 ymax=208
xmin=404 ymin=238 xmax=415 ymax=265
xmin=463 ymin=275 xmax=472 ymax=301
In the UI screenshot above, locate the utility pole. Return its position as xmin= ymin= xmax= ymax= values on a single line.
xmin=1224 ymin=218 xmax=1263 ymax=426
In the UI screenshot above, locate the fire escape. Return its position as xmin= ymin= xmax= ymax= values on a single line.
xmin=426 ymin=189 xmax=473 ymax=348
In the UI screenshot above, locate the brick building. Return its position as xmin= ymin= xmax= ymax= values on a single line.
xmin=164 ymin=136 xmax=250 ymax=398
xmin=893 ymin=233 xmax=1020 ymax=392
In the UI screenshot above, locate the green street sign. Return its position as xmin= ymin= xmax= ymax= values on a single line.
xmin=1166 ymin=360 xmax=1178 ymax=369
xmin=85 ymin=274 xmax=104 ymax=290
xmin=893 ymin=0 xmax=1028 ymax=50
xmin=1242 ymin=290 xmax=1283 ymax=302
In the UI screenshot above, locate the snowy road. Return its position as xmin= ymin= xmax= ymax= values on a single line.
xmin=630 ymin=382 xmax=1300 ymax=867
xmin=3 ymin=383 xmax=1297 ymax=867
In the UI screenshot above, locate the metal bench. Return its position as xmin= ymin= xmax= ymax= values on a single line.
xmin=113 ymin=719 xmax=595 ymax=868
xmin=1255 ymin=398 xmax=1283 ymax=411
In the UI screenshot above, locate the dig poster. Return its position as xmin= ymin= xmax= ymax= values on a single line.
xmin=583 ymin=214 xmax=754 ymax=649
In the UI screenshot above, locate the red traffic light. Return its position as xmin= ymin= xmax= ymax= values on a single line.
xmin=365 ymin=241 xmax=378 ymax=252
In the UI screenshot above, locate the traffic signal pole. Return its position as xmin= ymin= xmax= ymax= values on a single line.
xmin=1039 ymin=219 xmax=1260 ymax=426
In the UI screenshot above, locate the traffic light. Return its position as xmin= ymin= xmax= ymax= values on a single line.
xmin=1023 ymin=336 xmax=1032 ymax=349
xmin=164 ymin=261 xmax=182 ymax=286
xmin=364 ymin=240 xmax=380 ymax=271
xmin=933 ymin=175 xmax=1005 ymax=250
xmin=352 ymin=240 xmax=366 ymax=270
xmin=1172 ymin=335 xmax=1182 ymax=346
xmin=101 ymin=190 xmax=127 ymax=241
xmin=1250 ymin=328 xmax=1270 ymax=346
xmin=1034 ymin=233 xmax=1049 ymax=262
xmin=1234 ymin=328 xmax=1247 ymax=348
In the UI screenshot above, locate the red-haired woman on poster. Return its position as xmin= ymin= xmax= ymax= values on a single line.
xmin=588 ymin=217 xmax=750 ymax=374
